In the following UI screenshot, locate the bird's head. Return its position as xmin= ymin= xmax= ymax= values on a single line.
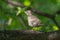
xmin=25 ymin=10 xmax=32 ymax=16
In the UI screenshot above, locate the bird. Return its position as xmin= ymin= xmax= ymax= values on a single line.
xmin=25 ymin=10 xmax=43 ymax=27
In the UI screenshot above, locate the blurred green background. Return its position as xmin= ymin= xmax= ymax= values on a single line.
xmin=0 ymin=0 xmax=60 ymax=32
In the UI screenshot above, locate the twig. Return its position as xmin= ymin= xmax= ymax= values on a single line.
xmin=17 ymin=15 xmax=28 ymax=30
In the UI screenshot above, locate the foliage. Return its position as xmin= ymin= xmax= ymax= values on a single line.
xmin=0 ymin=0 xmax=60 ymax=32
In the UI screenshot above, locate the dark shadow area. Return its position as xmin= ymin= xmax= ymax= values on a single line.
xmin=0 ymin=30 xmax=60 ymax=40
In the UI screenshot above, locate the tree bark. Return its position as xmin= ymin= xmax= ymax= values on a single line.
xmin=0 ymin=30 xmax=60 ymax=40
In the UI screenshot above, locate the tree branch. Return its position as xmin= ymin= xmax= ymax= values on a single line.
xmin=4 ymin=0 xmax=25 ymax=8
xmin=3 ymin=0 xmax=55 ymax=19
xmin=28 ymin=8 xmax=55 ymax=19
xmin=0 ymin=30 xmax=60 ymax=40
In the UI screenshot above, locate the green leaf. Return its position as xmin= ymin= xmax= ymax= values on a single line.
xmin=53 ymin=26 xmax=59 ymax=30
xmin=24 ymin=0 xmax=31 ymax=7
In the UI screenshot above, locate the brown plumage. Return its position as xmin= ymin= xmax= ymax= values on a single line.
xmin=25 ymin=10 xmax=43 ymax=27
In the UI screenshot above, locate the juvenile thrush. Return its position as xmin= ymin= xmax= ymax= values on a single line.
xmin=25 ymin=10 xmax=43 ymax=27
